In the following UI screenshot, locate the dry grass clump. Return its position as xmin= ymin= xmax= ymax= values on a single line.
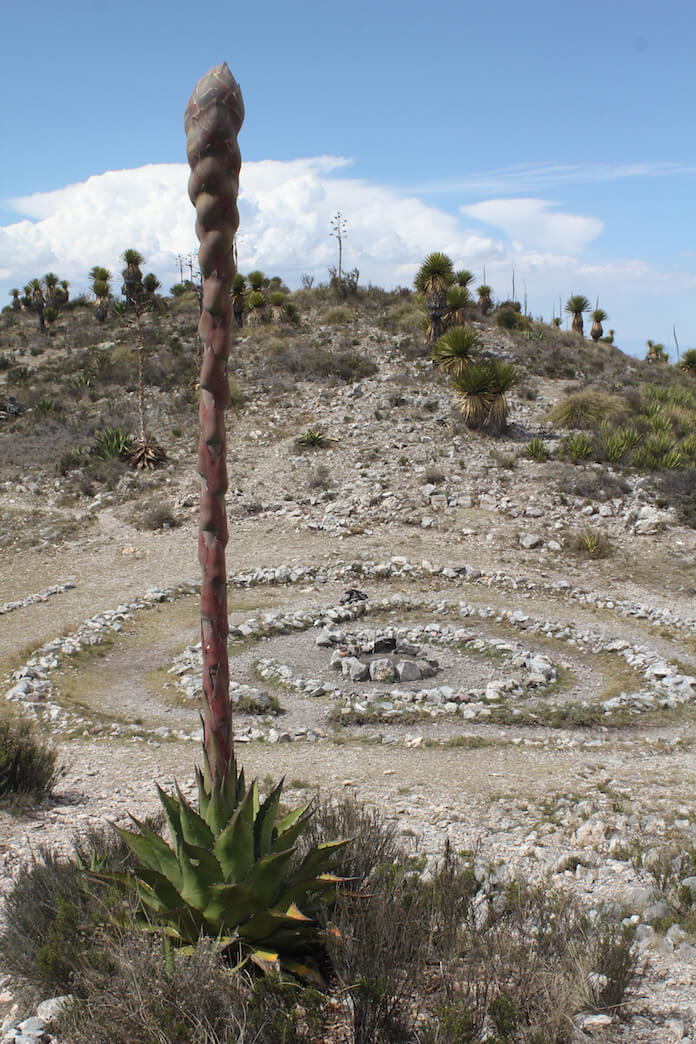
xmin=548 ymin=390 xmax=624 ymax=430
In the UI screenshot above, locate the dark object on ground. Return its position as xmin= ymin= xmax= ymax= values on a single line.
xmin=1 ymin=396 xmax=24 ymax=419
xmin=340 ymin=589 xmax=369 ymax=604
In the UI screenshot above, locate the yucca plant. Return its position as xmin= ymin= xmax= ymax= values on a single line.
xmin=679 ymin=348 xmax=696 ymax=374
xmin=43 ymin=272 xmax=60 ymax=308
xmin=486 ymin=360 xmax=518 ymax=433
xmin=246 ymin=290 xmax=267 ymax=326
xmin=102 ymin=64 xmax=346 ymax=979
xmin=9 ymin=288 xmax=21 ymax=311
xmin=431 ymin=325 xmax=482 ymax=375
xmin=268 ymin=291 xmax=286 ymax=322
xmin=477 ymin=284 xmax=493 ymax=315
xmin=90 ymin=266 xmax=112 ymax=323
xmin=590 ymin=307 xmax=607 ymax=343
xmin=455 ymin=268 xmax=474 ymax=289
xmin=143 ymin=273 xmax=161 ymax=297
xmin=247 ymin=269 xmax=265 ymax=292
xmin=646 ymin=339 xmax=669 ymax=364
xmin=443 ymin=285 xmax=470 ymax=328
xmin=121 ymin=248 xmax=145 ymax=307
xmin=231 ymin=273 xmax=246 ymax=327
xmin=565 ymin=294 xmax=590 ymax=337
xmin=414 ymin=252 xmax=455 ymax=346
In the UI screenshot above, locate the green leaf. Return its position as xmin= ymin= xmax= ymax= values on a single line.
xmin=196 ymin=767 xmax=209 ymax=820
xmin=244 ymin=849 xmax=297 ymax=909
xmin=113 ymin=820 xmax=182 ymax=890
xmin=203 ymin=881 xmax=261 ymax=930
xmin=240 ymin=907 xmax=314 ymax=948
xmin=214 ymin=787 xmax=256 ymax=883
xmin=295 ymin=839 xmax=349 ymax=879
xmin=254 ymin=778 xmax=284 ymax=857
xmin=272 ymin=802 xmax=313 ymax=853
xmin=178 ymin=840 xmax=223 ymax=910
xmin=176 ymin=783 xmax=215 ymax=850
xmin=156 ymin=785 xmax=184 ymax=854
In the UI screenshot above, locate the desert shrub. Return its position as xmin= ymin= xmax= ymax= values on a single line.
xmin=262 ymin=341 xmax=376 ymax=382
xmin=55 ymin=935 xmax=314 ymax=1044
xmin=551 ymin=464 xmax=630 ymax=502
xmin=323 ymin=305 xmax=352 ymax=325
xmin=0 ymin=824 xmax=139 ymax=1002
xmin=324 ymin=862 xmax=431 ymax=1043
xmin=496 ymin=307 xmax=521 ymax=330
xmin=656 ymin=469 xmax=696 ymax=527
xmin=139 ymin=505 xmax=181 ymax=530
xmin=0 ymin=711 xmax=62 ymax=804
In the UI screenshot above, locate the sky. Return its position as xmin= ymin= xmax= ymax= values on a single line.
xmin=1 ymin=0 xmax=695 ymax=360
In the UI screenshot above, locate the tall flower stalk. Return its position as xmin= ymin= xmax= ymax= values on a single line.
xmin=185 ymin=63 xmax=244 ymax=787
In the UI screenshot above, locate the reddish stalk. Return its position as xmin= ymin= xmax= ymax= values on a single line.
xmin=184 ymin=64 xmax=244 ymax=785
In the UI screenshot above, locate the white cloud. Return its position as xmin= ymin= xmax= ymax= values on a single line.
xmin=461 ymin=198 xmax=603 ymax=254
xmin=0 ymin=158 xmax=692 ymax=358
xmin=0 ymin=158 xmax=507 ymax=295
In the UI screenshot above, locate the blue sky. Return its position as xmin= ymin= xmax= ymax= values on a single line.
xmin=1 ymin=0 xmax=695 ymax=359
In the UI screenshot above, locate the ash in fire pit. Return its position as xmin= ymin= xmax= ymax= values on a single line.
xmin=316 ymin=626 xmax=439 ymax=683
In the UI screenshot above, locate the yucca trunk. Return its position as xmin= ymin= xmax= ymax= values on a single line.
xmin=591 ymin=320 xmax=603 ymax=342
xmin=572 ymin=313 xmax=584 ymax=336
xmin=185 ymin=63 xmax=244 ymax=786
xmin=426 ymin=290 xmax=447 ymax=346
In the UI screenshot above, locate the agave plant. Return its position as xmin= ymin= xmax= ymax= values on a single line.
xmin=414 ymin=252 xmax=455 ymax=346
xmin=590 ymin=308 xmax=608 ymax=343
xmin=431 ymin=325 xmax=482 ymax=375
xmin=109 ymin=764 xmax=346 ymax=978
xmin=565 ymin=294 xmax=590 ymax=337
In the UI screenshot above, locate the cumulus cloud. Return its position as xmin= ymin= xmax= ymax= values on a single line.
xmin=460 ymin=198 xmax=603 ymax=254
xmin=1 ymin=157 xmax=690 ymax=357
xmin=0 ymin=158 xmax=507 ymax=295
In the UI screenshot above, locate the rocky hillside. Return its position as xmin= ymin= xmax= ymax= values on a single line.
xmin=1 ymin=287 xmax=696 ymax=1041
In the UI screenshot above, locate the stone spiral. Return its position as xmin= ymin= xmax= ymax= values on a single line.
xmin=184 ymin=63 xmax=244 ymax=783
